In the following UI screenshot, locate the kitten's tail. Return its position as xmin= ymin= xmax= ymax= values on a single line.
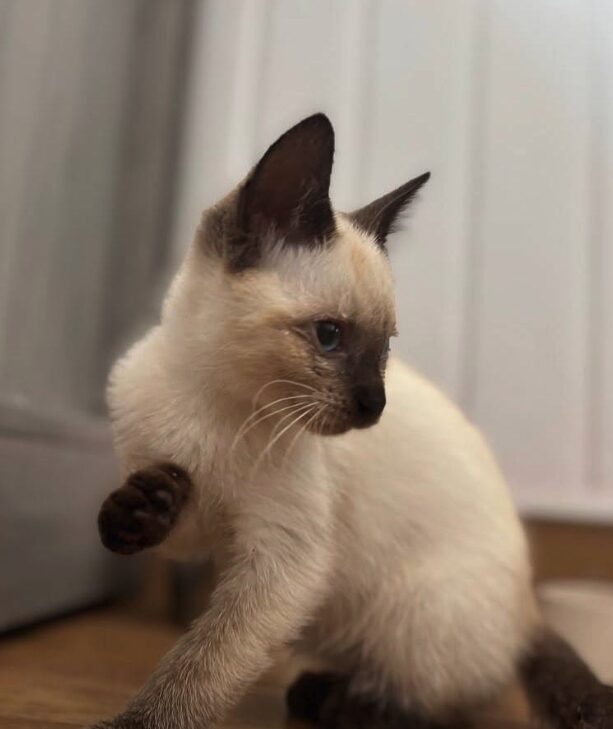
xmin=519 ymin=628 xmax=613 ymax=728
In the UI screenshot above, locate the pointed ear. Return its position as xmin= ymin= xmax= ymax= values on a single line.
xmin=232 ymin=114 xmax=335 ymax=269
xmin=347 ymin=172 xmax=430 ymax=248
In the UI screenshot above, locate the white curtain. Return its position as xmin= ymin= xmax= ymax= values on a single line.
xmin=0 ymin=0 xmax=193 ymax=429
xmin=0 ymin=0 xmax=194 ymax=630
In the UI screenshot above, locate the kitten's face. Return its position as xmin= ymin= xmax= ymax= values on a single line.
xmin=218 ymin=218 xmax=397 ymax=435
xmin=183 ymin=114 xmax=429 ymax=437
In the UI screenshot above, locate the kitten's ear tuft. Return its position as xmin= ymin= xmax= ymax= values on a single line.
xmin=348 ymin=171 xmax=430 ymax=248
xmin=233 ymin=114 xmax=335 ymax=269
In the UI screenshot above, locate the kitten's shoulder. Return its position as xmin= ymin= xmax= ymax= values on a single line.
xmin=106 ymin=326 xmax=187 ymax=471
xmin=107 ymin=325 xmax=166 ymax=415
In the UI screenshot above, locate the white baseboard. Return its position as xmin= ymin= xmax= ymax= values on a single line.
xmin=516 ymin=487 xmax=613 ymax=524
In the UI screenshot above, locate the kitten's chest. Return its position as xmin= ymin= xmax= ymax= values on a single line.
xmin=159 ymin=474 xmax=229 ymax=560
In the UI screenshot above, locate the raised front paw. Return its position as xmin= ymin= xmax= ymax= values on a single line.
xmin=98 ymin=464 xmax=191 ymax=555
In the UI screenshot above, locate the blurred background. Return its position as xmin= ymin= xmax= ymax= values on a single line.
xmin=1 ymin=1 xmax=613 ymax=724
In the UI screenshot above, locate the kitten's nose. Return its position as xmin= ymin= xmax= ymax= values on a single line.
xmin=353 ymin=383 xmax=386 ymax=426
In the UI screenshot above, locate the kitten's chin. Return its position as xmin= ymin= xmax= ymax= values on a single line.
xmin=312 ymin=420 xmax=351 ymax=437
xmin=308 ymin=417 xmax=357 ymax=437
xmin=308 ymin=411 xmax=384 ymax=436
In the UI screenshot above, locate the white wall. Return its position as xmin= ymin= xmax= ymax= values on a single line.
xmin=172 ymin=0 xmax=613 ymax=522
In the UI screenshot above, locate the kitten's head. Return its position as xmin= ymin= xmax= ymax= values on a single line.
xmin=172 ymin=114 xmax=429 ymax=436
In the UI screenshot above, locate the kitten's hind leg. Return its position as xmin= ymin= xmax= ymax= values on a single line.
xmin=519 ymin=628 xmax=613 ymax=729
xmin=98 ymin=464 xmax=191 ymax=555
xmin=286 ymin=672 xmax=463 ymax=729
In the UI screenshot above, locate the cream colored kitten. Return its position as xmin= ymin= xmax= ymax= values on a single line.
xmin=94 ymin=115 xmax=613 ymax=729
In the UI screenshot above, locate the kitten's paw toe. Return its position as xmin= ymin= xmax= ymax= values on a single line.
xmin=98 ymin=464 xmax=190 ymax=554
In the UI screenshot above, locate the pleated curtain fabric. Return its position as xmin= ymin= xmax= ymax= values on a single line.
xmin=0 ymin=0 xmax=194 ymax=425
xmin=0 ymin=0 xmax=194 ymax=630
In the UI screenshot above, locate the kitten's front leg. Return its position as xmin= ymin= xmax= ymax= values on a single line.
xmin=91 ymin=512 xmax=332 ymax=729
xmin=98 ymin=464 xmax=191 ymax=554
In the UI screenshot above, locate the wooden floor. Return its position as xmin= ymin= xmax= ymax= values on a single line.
xmin=0 ymin=603 xmax=537 ymax=729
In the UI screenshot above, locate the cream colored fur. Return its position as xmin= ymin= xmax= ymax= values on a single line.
xmin=103 ymin=210 xmax=539 ymax=728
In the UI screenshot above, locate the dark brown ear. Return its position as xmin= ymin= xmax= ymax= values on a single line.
xmin=231 ymin=114 xmax=335 ymax=270
xmin=347 ymin=172 xmax=430 ymax=248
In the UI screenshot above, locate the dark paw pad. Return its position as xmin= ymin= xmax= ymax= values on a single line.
xmin=286 ymin=671 xmax=345 ymax=724
xmin=98 ymin=463 xmax=191 ymax=555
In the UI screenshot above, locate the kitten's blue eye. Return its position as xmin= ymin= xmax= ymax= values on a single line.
xmin=316 ymin=320 xmax=342 ymax=352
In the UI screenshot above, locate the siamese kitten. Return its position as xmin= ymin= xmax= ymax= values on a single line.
xmin=94 ymin=115 xmax=613 ymax=729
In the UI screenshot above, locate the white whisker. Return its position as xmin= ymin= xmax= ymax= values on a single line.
xmin=251 ymin=403 xmax=317 ymax=475
xmin=283 ymin=405 xmax=323 ymax=466
xmin=317 ymin=408 xmax=331 ymax=436
xmin=230 ymin=394 xmax=312 ymax=453
xmin=268 ymin=400 xmax=315 ymax=442
xmin=252 ymin=378 xmax=317 ymax=407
